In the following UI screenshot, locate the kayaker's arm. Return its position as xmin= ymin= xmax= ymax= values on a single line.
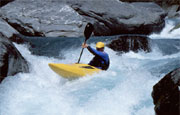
xmin=87 ymin=46 xmax=105 ymax=58
xmin=82 ymin=44 xmax=109 ymax=62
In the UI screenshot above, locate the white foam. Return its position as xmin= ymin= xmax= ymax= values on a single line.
xmin=0 ymin=42 xmax=178 ymax=115
xmin=150 ymin=18 xmax=180 ymax=39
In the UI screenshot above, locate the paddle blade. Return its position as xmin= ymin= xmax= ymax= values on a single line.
xmin=84 ymin=23 xmax=94 ymax=40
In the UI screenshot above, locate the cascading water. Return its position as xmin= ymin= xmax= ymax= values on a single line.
xmin=0 ymin=19 xmax=180 ymax=115
xmin=150 ymin=18 xmax=180 ymax=39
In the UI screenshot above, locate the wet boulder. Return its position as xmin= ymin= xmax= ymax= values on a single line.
xmin=0 ymin=18 xmax=19 ymax=38
xmin=107 ymin=35 xmax=151 ymax=53
xmin=0 ymin=17 xmax=27 ymax=44
xmin=0 ymin=0 xmax=85 ymax=37
xmin=69 ymin=1 xmax=166 ymax=36
xmin=152 ymin=68 xmax=180 ymax=115
xmin=0 ymin=33 xmax=29 ymax=83
xmin=164 ymin=5 xmax=180 ymax=18
xmin=0 ymin=0 xmax=166 ymax=37
xmin=9 ymin=34 xmax=27 ymax=44
xmin=121 ymin=0 xmax=180 ymax=18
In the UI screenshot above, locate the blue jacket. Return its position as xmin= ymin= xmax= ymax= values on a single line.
xmin=87 ymin=46 xmax=110 ymax=70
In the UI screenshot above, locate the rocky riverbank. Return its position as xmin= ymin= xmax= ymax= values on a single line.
xmin=0 ymin=0 xmax=166 ymax=38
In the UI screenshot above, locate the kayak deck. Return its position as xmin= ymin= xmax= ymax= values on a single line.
xmin=48 ymin=63 xmax=101 ymax=78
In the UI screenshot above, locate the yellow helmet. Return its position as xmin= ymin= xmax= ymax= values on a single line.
xmin=96 ymin=42 xmax=105 ymax=48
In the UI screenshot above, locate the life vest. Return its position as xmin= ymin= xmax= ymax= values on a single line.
xmin=88 ymin=52 xmax=110 ymax=70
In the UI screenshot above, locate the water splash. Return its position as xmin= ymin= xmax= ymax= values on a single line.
xmin=0 ymin=25 xmax=180 ymax=115
xmin=150 ymin=18 xmax=180 ymax=39
xmin=2 ymin=41 xmax=179 ymax=115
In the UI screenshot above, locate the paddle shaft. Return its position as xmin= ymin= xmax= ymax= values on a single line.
xmin=77 ymin=39 xmax=87 ymax=63
xmin=77 ymin=23 xmax=94 ymax=63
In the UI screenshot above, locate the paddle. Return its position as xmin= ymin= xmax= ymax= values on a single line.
xmin=77 ymin=23 xmax=94 ymax=63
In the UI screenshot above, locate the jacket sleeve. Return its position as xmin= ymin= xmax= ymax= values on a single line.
xmin=87 ymin=46 xmax=108 ymax=59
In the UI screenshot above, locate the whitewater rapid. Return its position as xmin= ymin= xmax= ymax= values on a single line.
xmin=150 ymin=18 xmax=180 ymax=39
xmin=0 ymin=19 xmax=180 ymax=115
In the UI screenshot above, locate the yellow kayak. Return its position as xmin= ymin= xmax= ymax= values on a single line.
xmin=48 ymin=63 xmax=101 ymax=78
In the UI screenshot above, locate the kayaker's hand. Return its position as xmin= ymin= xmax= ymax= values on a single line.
xmin=82 ymin=43 xmax=88 ymax=48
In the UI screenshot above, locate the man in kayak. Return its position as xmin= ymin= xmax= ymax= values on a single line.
xmin=82 ymin=42 xmax=110 ymax=70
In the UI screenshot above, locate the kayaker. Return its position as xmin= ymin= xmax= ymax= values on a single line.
xmin=82 ymin=42 xmax=110 ymax=70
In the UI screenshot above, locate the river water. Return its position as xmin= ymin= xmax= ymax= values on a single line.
xmin=0 ymin=19 xmax=180 ymax=115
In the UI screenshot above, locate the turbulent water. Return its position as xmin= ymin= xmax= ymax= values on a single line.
xmin=0 ymin=19 xmax=180 ymax=115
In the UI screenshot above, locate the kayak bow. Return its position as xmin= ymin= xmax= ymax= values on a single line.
xmin=48 ymin=63 xmax=101 ymax=78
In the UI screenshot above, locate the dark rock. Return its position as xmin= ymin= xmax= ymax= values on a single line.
xmin=4 ymin=18 xmax=45 ymax=37
xmin=153 ymin=0 xmax=180 ymax=18
xmin=0 ymin=18 xmax=19 ymax=38
xmin=152 ymin=68 xmax=180 ymax=115
xmin=163 ymin=5 xmax=180 ymax=18
xmin=120 ymin=0 xmax=180 ymax=18
xmin=69 ymin=1 xmax=166 ymax=36
xmin=153 ymin=0 xmax=180 ymax=6
xmin=177 ymin=5 xmax=180 ymax=12
xmin=0 ymin=0 xmax=85 ymax=37
xmin=9 ymin=34 xmax=27 ymax=44
xmin=0 ymin=0 xmax=166 ymax=37
xmin=0 ymin=18 xmax=25 ymax=44
xmin=0 ymin=0 xmax=14 ymax=7
xmin=120 ymin=0 xmax=180 ymax=5
xmin=107 ymin=35 xmax=151 ymax=53
xmin=0 ymin=33 xmax=29 ymax=83
xmin=120 ymin=0 xmax=152 ymax=1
